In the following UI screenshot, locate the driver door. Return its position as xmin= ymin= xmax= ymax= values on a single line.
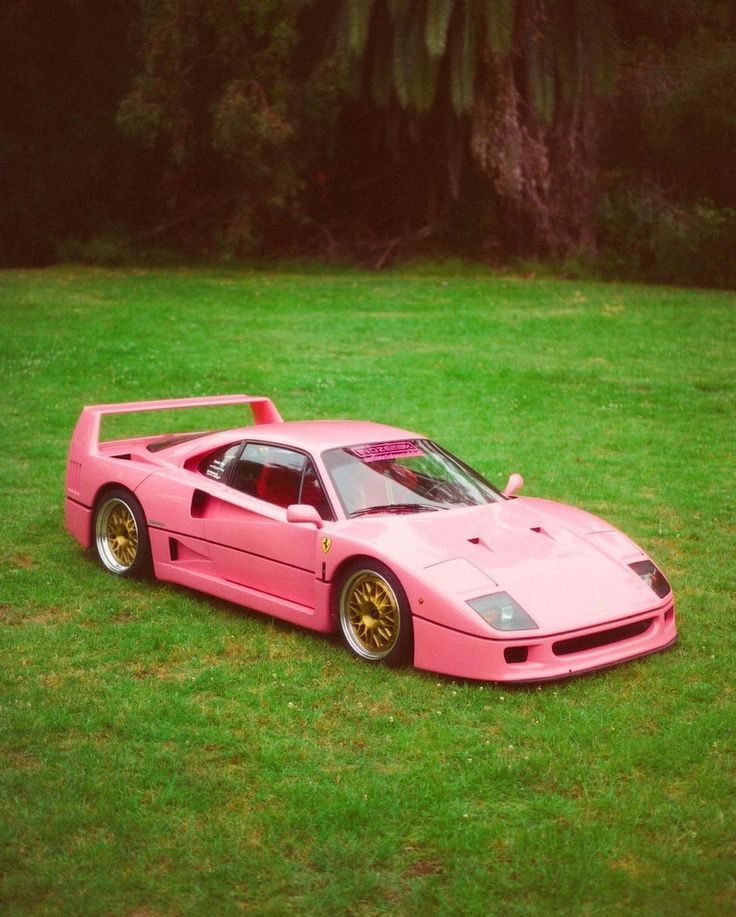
xmin=203 ymin=443 xmax=326 ymax=607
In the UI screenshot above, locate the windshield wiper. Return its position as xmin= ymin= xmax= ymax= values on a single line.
xmin=350 ymin=503 xmax=437 ymax=518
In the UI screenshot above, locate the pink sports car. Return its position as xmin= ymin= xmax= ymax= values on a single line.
xmin=64 ymin=395 xmax=677 ymax=682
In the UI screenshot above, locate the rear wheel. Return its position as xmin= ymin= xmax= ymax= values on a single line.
xmin=338 ymin=561 xmax=413 ymax=665
xmin=93 ymin=488 xmax=150 ymax=577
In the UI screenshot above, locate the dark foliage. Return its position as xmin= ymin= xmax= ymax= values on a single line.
xmin=0 ymin=0 xmax=734 ymax=284
xmin=113 ymin=0 xmax=349 ymax=257
xmin=0 ymin=0 xmax=164 ymax=265
xmin=598 ymin=0 xmax=736 ymax=285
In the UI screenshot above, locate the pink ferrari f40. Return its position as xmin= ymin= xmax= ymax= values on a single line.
xmin=64 ymin=394 xmax=677 ymax=682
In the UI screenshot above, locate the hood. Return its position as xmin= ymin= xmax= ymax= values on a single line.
xmin=344 ymin=497 xmax=658 ymax=636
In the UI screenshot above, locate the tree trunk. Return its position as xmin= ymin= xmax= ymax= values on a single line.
xmin=470 ymin=53 xmax=599 ymax=256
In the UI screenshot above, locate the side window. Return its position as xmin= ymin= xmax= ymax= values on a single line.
xmin=300 ymin=460 xmax=333 ymax=520
xmin=199 ymin=442 xmax=243 ymax=482
xmin=232 ymin=444 xmax=305 ymax=508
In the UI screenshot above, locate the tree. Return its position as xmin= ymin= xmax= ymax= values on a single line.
xmin=337 ymin=0 xmax=618 ymax=255
xmin=116 ymin=0 xmax=348 ymax=255
xmin=0 ymin=0 xmax=145 ymax=264
xmin=605 ymin=0 xmax=736 ymax=208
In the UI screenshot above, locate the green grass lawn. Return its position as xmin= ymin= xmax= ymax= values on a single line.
xmin=1 ymin=265 xmax=734 ymax=916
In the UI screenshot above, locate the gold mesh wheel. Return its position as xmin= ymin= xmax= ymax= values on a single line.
xmin=339 ymin=568 xmax=402 ymax=661
xmin=94 ymin=492 xmax=146 ymax=575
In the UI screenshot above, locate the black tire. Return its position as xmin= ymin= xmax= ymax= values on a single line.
xmin=93 ymin=488 xmax=151 ymax=577
xmin=337 ymin=560 xmax=413 ymax=666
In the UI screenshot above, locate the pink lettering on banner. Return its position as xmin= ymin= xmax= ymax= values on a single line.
xmin=351 ymin=441 xmax=423 ymax=463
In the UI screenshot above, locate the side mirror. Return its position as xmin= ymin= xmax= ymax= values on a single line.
xmin=503 ymin=472 xmax=524 ymax=498
xmin=286 ymin=504 xmax=324 ymax=529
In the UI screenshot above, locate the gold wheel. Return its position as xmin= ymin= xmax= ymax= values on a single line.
xmin=339 ymin=568 xmax=401 ymax=661
xmin=94 ymin=492 xmax=146 ymax=575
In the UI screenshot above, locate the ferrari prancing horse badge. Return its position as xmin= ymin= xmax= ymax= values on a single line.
xmin=321 ymin=537 xmax=332 ymax=554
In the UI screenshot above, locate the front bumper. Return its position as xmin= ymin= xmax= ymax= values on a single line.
xmin=412 ymin=599 xmax=677 ymax=683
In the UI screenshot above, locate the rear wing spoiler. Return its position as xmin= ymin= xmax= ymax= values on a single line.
xmin=69 ymin=394 xmax=283 ymax=453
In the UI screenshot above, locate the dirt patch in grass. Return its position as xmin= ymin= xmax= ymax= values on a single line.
xmin=25 ymin=606 xmax=73 ymax=625
xmin=9 ymin=752 xmax=43 ymax=770
xmin=0 ymin=604 xmax=72 ymax=625
xmin=405 ymin=857 xmax=444 ymax=878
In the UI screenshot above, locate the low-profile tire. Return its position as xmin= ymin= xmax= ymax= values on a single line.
xmin=93 ymin=488 xmax=151 ymax=577
xmin=337 ymin=560 xmax=413 ymax=666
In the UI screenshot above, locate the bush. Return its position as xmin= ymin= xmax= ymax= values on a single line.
xmin=55 ymin=232 xmax=181 ymax=267
xmin=598 ymin=184 xmax=736 ymax=288
xmin=56 ymin=233 xmax=134 ymax=266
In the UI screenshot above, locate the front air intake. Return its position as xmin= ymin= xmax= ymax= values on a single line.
xmin=553 ymin=619 xmax=653 ymax=656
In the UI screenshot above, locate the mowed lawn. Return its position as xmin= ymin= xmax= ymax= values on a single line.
xmin=0 ymin=265 xmax=734 ymax=916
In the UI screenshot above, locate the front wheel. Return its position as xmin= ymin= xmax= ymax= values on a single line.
xmin=337 ymin=561 xmax=413 ymax=666
xmin=93 ymin=488 xmax=151 ymax=577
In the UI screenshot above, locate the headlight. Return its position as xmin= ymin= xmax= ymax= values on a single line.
xmin=629 ymin=560 xmax=671 ymax=598
xmin=467 ymin=592 xmax=539 ymax=631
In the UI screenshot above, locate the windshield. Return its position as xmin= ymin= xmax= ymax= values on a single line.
xmin=322 ymin=439 xmax=503 ymax=518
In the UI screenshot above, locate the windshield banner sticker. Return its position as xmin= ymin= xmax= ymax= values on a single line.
xmin=351 ymin=441 xmax=423 ymax=463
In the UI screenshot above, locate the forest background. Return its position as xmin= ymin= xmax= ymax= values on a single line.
xmin=2 ymin=0 xmax=735 ymax=287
